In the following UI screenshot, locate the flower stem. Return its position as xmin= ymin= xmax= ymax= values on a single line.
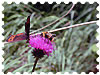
xmin=31 ymin=57 xmax=39 ymax=73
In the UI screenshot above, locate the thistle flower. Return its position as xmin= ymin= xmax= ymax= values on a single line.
xmin=29 ymin=34 xmax=55 ymax=58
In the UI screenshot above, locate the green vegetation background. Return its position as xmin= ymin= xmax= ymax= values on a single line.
xmin=2 ymin=2 xmax=99 ymax=74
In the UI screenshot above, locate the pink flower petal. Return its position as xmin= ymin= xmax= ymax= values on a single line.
xmin=29 ymin=34 xmax=55 ymax=56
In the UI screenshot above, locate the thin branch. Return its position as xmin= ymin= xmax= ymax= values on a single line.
xmin=31 ymin=4 xmax=75 ymax=34
xmin=33 ymin=21 xmax=97 ymax=35
xmin=63 ymin=21 xmax=70 ymax=26
xmin=48 ymin=21 xmax=97 ymax=33
xmin=24 ymin=5 xmax=33 ymax=13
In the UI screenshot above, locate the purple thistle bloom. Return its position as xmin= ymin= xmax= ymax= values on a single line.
xmin=29 ymin=34 xmax=55 ymax=57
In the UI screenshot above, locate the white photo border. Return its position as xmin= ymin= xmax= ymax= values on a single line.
xmin=0 ymin=0 xmax=100 ymax=75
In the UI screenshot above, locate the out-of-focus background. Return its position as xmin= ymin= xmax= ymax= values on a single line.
xmin=2 ymin=2 xmax=99 ymax=74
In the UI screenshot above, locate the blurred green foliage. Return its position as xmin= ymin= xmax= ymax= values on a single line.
xmin=2 ymin=2 xmax=99 ymax=74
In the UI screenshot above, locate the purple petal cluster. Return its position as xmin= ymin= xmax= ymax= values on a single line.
xmin=29 ymin=34 xmax=55 ymax=56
